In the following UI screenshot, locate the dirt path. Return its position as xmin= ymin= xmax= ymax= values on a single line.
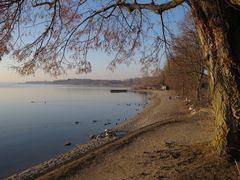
xmin=38 ymin=91 xmax=239 ymax=180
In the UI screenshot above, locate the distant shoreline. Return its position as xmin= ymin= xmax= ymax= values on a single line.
xmin=24 ymin=78 xmax=141 ymax=87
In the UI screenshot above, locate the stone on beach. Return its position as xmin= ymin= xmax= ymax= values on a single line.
xmin=185 ymin=97 xmax=191 ymax=102
xmin=175 ymin=95 xmax=180 ymax=99
xmin=104 ymin=129 xmax=116 ymax=138
xmin=189 ymin=105 xmax=194 ymax=111
xmin=104 ymin=122 xmax=111 ymax=125
xmin=191 ymin=109 xmax=196 ymax=115
xmin=90 ymin=129 xmax=116 ymax=140
xmin=90 ymin=134 xmax=97 ymax=139
xmin=64 ymin=142 xmax=71 ymax=146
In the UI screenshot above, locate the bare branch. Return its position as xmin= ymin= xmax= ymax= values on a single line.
xmin=0 ymin=0 xmax=186 ymax=75
xmin=118 ymin=0 xmax=185 ymax=14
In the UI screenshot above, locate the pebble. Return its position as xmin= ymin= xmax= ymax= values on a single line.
xmin=189 ymin=105 xmax=194 ymax=111
xmin=64 ymin=142 xmax=71 ymax=146
xmin=90 ymin=134 xmax=96 ymax=139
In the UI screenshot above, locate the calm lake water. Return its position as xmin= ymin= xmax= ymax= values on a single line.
xmin=0 ymin=84 xmax=147 ymax=178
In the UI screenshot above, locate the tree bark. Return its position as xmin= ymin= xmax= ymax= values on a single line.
xmin=196 ymin=83 xmax=201 ymax=100
xmin=189 ymin=0 xmax=240 ymax=158
xmin=182 ymin=80 xmax=185 ymax=96
xmin=196 ymin=66 xmax=204 ymax=101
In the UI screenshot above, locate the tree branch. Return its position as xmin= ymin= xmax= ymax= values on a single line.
xmin=32 ymin=0 xmax=56 ymax=9
xmin=118 ymin=0 xmax=185 ymax=14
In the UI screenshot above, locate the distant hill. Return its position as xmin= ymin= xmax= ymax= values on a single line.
xmin=25 ymin=78 xmax=141 ymax=87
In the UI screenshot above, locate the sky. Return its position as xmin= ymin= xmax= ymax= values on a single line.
xmin=0 ymin=1 xmax=187 ymax=83
xmin=0 ymin=52 xmax=142 ymax=82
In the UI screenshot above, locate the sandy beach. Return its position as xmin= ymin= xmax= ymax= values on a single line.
xmin=7 ymin=90 xmax=239 ymax=179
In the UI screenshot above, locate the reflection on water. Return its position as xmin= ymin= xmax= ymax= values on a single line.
xmin=0 ymin=84 xmax=147 ymax=178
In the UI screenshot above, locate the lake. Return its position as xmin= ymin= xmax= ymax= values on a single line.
xmin=0 ymin=84 xmax=147 ymax=178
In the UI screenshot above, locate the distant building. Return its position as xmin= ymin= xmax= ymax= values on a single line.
xmin=161 ymin=85 xmax=169 ymax=91
xmin=144 ymin=84 xmax=169 ymax=90
xmin=161 ymin=86 xmax=166 ymax=90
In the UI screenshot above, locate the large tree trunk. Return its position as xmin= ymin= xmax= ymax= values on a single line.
xmin=189 ymin=0 xmax=240 ymax=158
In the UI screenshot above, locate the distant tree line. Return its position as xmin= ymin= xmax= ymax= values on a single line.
xmin=163 ymin=13 xmax=207 ymax=101
xmin=138 ymin=13 xmax=208 ymax=101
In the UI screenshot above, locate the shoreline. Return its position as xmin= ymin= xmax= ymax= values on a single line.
xmin=54 ymin=90 xmax=221 ymax=180
xmin=112 ymin=90 xmax=166 ymax=132
xmin=6 ymin=89 xmax=159 ymax=180
xmin=6 ymin=91 xmax=239 ymax=179
xmin=38 ymin=89 xmax=194 ymax=180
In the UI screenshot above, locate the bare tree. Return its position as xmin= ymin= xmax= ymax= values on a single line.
xmin=1 ymin=0 xmax=240 ymax=158
xmin=165 ymin=13 xmax=205 ymax=100
xmin=0 ymin=0 xmax=175 ymax=75
xmin=137 ymin=70 xmax=163 ymax=90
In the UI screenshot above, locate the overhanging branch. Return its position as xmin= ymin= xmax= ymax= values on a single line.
xmin=118 ymin=0 xmax=185 ymax=14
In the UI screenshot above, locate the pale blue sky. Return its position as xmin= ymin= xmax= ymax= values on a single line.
xmin=0 ymin=1 xmax=188 ymax=83
xmin=0 ymin=51 xmax=142 ymax=82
